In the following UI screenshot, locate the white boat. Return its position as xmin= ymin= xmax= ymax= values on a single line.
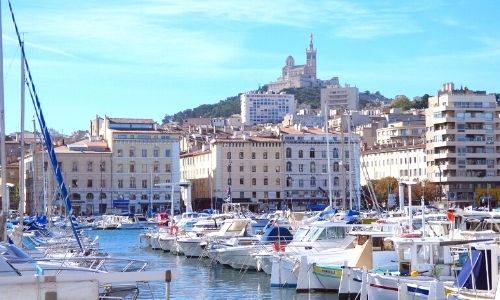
xmin=95 ymin=215 xmax=121 ymax=230
xmin=177 ymin=218 xmax=253 ymax=258
xmin=119 ymin=214 xmax=156 ymax=229
xmin=270 ymin=220 xmax=357 ymax=288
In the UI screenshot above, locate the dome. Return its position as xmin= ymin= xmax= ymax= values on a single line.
xmin=285 ymin=55 xmax=295 ymax=66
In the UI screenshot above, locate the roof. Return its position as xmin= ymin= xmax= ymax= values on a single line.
xmin=107 ymin=117 xmax=155 ymax=124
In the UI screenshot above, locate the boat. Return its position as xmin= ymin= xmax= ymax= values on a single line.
xmin=118 ymin=214 xmax=157 ymax=229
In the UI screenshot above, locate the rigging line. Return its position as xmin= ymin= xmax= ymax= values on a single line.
xmin=5 ymin=45 xmax=19 ymax=77
xmin=8 ymin=0 xmax=83 ymax=251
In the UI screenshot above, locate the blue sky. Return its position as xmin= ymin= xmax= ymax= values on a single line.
xmin=3 ymin=0 xmax=500 ymax=134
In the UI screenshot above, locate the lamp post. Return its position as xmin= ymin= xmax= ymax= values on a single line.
xmin=228 ymin=160 xmax=232 ymax=204
xmin=437 ymin=164 xmax=444 ymax=208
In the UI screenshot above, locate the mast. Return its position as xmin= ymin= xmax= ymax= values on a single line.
xmin=0 ymin=0 xmax=8 ymax=241
xmin=324 ymin=98 xmax=333 ymax=208
xmin=19 ymin=40 xmax=25 ymax=216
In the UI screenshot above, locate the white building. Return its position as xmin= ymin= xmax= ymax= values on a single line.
xmin=321 ymin=84 xmax=359 ymax=114
xmin=241 ymin=92 xmax=296 ymax=125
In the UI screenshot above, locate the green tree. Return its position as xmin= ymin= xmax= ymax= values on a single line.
xmin=413 ymin=94 xmax=429 ymax=109
xmin=391 ymin=95 xmax=412 ymax=110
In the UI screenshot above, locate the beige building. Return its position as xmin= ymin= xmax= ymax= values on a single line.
xmin=24 ymin=139 xmax=112 ymax=215
xmin=181 ymin=133 xmax=283 ymax=211
xmin=376 ymin=120 xmax=425 ymax=145
xmin=25 ymin=116 xmax=181 ymax=216
xmin=321 ymin=84 xmax=359 ymax=114
xmin=361 ymin=142 xmax=426 ymax=186
xmin=426 ymin=83 xmax=500 ymax=205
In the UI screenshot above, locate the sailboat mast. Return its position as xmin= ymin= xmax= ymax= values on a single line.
xmin=324 ymin=98 xmax=333 ymax=208
xmin=0 ymin=0 xmax=9 ymax=238
xmin=19 ymin=40 xmax=25 ymax=216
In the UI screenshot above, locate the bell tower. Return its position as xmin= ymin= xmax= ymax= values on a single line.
xmin=306 ymin=33 xmax=316 ymax=79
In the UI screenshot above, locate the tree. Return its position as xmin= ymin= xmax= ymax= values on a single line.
xmin=370 ymin=177 xmax=399 ymax=208
xmin=391 ymin=95 xmax=412 ymax=110
xmin=413 ymin=94 xmax=429 ymax=109
xmin=411 ymin=180 xmax=441 ymax=203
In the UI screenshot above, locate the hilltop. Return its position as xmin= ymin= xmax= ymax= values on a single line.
xmin=162 ymin=87 xmax=391 ymax=124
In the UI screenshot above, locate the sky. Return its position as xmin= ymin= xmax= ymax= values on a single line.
xmin=2 ymin=0 xmax=500 ymax=134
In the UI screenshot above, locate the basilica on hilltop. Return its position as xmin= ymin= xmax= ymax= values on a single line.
xmin=267 ymin=34 xmax=338 ymax=93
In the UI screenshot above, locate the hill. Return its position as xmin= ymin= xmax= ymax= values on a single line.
xmin=162 ymin=87 xmax=390 ymax=124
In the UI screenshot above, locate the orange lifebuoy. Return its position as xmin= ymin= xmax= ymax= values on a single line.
xmin=272 ymin=242 xmax=286 ymax=252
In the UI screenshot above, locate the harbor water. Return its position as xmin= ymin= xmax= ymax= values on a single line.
xmin=86 ymin=229 xmax=337 ymax=299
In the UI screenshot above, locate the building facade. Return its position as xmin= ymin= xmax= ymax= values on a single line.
xmin=281 ymin=126 xmax=361 ymax=210
xmin=321 ymin=84 xmax=359 ymax=113
xmin=241 ymin=92 xmax=296 ymax=125
xmin=425 ymin=83 xmax=500 ymax=205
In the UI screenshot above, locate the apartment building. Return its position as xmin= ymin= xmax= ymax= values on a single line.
xmin=180 ymin=132 xmax=283 ymax=211
xmin=281 ymin=126 xmax=361 ymax=210
xmin=361 ymin=142 xmax=426 ymax=185
xmin=425 ymin=83 xmax=500 ymax=205
xmin=100 ymin=117 xmax=181 ymax=214
xmin=241 ymin=92 xmax=296 ymax=125
xmin=376 ymin=120 xmax=425 ymax=145
xmin=25 ymin=116 xmax=181 ymax=215
xmin=321 ymin=84 xmax=359 ymax=114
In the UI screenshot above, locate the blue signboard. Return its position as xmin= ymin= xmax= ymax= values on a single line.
xmin=112 ymin=200 xmax=130 ymax=208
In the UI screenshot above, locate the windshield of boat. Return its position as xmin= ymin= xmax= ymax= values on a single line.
xmin=292 ymin=227 xmax=309 ymax=242
xmin=302 ymin=226 xmax=346 ymax=242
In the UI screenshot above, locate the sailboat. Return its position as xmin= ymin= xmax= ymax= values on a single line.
xmin=0 ymin=1 xmax=172 ymax=299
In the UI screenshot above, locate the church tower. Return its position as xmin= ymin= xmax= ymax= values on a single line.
xmin=305 ymin=33 xmax=317 ymax=79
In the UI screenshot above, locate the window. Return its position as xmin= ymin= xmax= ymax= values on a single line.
xmin=310 ymin=162 xmax=316 ymax=173
xmin=129 ymin=162 xmax=135 ymax=173
xmin=72 ymin=162 xmax=78 ymax=172
xmin=141 ymin=194 xmax=148 ymax=200
xmin=117 ymin=149 xmax=123 ymax=157
xmin=321 ymin=150 xmax=326 ymax=158
xmin=165 ymin=164 xmax=171 ymax=172
xmin=299 ymin=150 xmax=303 ymax=158
xmin=286 ymin=162 xmax=292 ymax=172
xmin=153 ymin=148 xmax=159 ymax=158
xmin=322 ymin=164 xmax=327 ymax=173
xmin=263 ymin=152 xmax=268 ymax=159
xmin=275 ymin=166 xmax=281 ymax=172
xmin=100 ymin=161 xmax=105 ymax=172
xmin=227 ymin=152 xmax=232 ymax=159
xmin=154 ymin=176 xmax=160 ymax=187
xmin=71 ymin=179 xmax=78 ymax=188
xmin=130 ymin=177 xmax=136 ymax=188
xmin=299 ymin=179 xmax=304 ymax=187
xmin=252 ymin=178 xmax=256 ymax=185
xmin=239 ymin=152 xmax=244 ymax=159
xmin=299 ymin=164 xmax=304 ymax=172
xmin=87 ymin=179 xmax=93 ymax=188
xmin=310 ymin=148 xmax=315 ymax=158
xmin=154 ymin=162 xmax=159 ymax=173
xmin=118 ymin=179 xmax=123 ymax=188
xmin=263 ymin=165 xmax=268 ymax=172
xmin=153 ymin=194 xmax=160 ymax=200
xmin=310 ymin=176 xmax=316 ymax=187
xmin=334 ymin=177 xmax=339 ymax=186
xmin=275 ymin=152 xmax=280 ymax=159
xmin=345 ymin=150 xmax=349 ymax=159
xmin=165 ymin=149 xmax=171 ymax=157
xmin=142 ymin=149 xmax=147 ymax=157
xmin=286 ymin=177 xmax=292 ymax=187
xmin=333 ymin=148 xmax=339 ymax=158
xmin=252 ymin=191 xmax=257 ymax=198
xmin=86 ymin=193 xmax=93 ymax=201
xmin=286 ymin=148 xmax=292 ymax=158
xmin=240 ymin=192 xmax=244 ymax=198
xmin=240 ymin=178 xmax=244 ymax=185
xmin=252 ymin=152 xmax=256 ymax=159
xmin=276 ymin=178 xmax=280 ymax=186
xmin=142 ymin=180 xmax=148 ymax=188
xmin=252 ymin=166 xmax=256 ymax=172
xmin=129 ymin=147 xmax=135 ymax=157
xmin=239 ymin=165 xmax=244 ymax=172
xmin=264 ymin=177 xmax=268 ymax=185
xmin=227 ymin=178 xmax=232 ymax=185
xmin=87 ymin=161 xmax=93 ymax=172
xmin=227 ymin=164 xmax=232 ymax=172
